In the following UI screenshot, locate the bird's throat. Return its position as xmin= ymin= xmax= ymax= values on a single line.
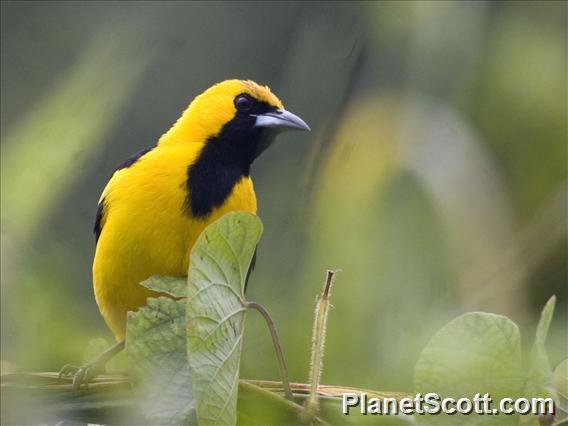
xmin=184 ymin=130 xmax=265 ymax=219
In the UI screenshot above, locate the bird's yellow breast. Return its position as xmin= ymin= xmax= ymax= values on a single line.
xmin=93 ymin=142 xmax=257 ymax=339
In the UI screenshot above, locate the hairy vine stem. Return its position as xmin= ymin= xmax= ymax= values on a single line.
xmin=302 ymin=269 xmax=337 ymax=424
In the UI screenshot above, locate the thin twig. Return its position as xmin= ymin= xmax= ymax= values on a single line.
xmin=246 ymin=301 xmax=294 ymax=401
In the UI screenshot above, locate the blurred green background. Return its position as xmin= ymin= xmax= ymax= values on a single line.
xmin=1 ymin=1 xmax=566 ymax=393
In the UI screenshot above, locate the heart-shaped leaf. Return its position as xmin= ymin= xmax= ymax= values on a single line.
xmin=414 ymin=312 xmax=523 ymax=425
xmin=126 ymin=276 xmax=195 ymax=425
xmin=186 ymin=212 xmax=262 ymax=426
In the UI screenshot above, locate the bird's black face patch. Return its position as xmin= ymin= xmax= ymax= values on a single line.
xmin=234 ymin=92 xmax=278 ymax=116
xmin=184 ymin=94 xmax=278 ymax=219
xmin=228 ymin=93 xmax=280 ymax=157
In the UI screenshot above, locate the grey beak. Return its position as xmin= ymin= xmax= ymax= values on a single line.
xmin=254 ymin=109 xmax=311 ymax=132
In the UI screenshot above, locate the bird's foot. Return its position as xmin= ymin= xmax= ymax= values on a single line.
xmin=58 ymin=340 xmax=125 ymax=390
xmin=58 ymin=362 xmax=103 ymax=390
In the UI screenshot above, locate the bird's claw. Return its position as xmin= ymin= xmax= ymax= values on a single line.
xmin=58 ymin=364 xmax=79 ymax=378
xmin=58 ymin=340 xmax=124 ymax=390
xmin=58 ymin=363 xmax=102 ymax=390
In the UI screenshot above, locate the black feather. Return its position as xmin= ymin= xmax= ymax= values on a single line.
xmin=94 ymin=198 xmax=106 ymax=242
xmin=244 ymin=247 xmax=257 ymax=293
xmin=185 ymin=99 xmax=277 ymax=218
xmin=115 ymin=145 xmax=154 ymax=171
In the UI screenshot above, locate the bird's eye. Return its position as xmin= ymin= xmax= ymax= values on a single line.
xmin=234 ymin=94 xmax=253 ymax=112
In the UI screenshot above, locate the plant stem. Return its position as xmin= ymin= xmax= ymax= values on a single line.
xmin=239 ymin=380 xmax=330 ymax=425
xmin=246 ymin=301 xmax=294 ymax=401
xmin=303 ymin=269 xmax=337 ymax=423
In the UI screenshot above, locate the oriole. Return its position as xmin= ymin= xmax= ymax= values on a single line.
xmin=93 ymin=79 xmax=309 ymax=340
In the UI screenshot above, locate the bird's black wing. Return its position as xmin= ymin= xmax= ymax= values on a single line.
xmin=94 ymin=199 xmax=106 ymax=243
xmin=244 ymin=247 xmax=257 ymax=294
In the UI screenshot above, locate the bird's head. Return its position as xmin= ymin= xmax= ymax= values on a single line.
xmin=162 ymin=80 xmax=310 ymax=161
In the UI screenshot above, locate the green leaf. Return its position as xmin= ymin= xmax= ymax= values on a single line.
xmin=552 ymin=359 xmax=568 ymax=424
xmin=186 ymin=212 xmax=262 ymax=426
xmin=414 ymin=312 xmax=523 ymax=425
xmin=141 ymin=275 xmax=188 ymax=298
xmin=525 ymin=296 xmax=556 ymax=399
xmin=552 ymin=359 xmax=568 ymax=401
xmin=534 ymin=297 xmax=556 ymax=347
xmin=126 ymin=296 xmax=195 ymax=425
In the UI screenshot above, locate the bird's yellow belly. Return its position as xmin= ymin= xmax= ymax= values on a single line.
xmin=93 ymin=177 xmax=256 ymax=340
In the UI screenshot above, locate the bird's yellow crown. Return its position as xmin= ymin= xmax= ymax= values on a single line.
xmin=160 ymin=79 xmax=284 ymax=146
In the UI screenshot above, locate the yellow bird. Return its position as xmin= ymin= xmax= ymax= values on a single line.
xmin=61 ymin=80 xmax=309 ymax=386
xmin=95 ymin=79 xmax=309 ymax=339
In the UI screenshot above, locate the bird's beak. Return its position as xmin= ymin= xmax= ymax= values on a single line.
xmin=254 ymin=109 xmax=311 ymax=132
